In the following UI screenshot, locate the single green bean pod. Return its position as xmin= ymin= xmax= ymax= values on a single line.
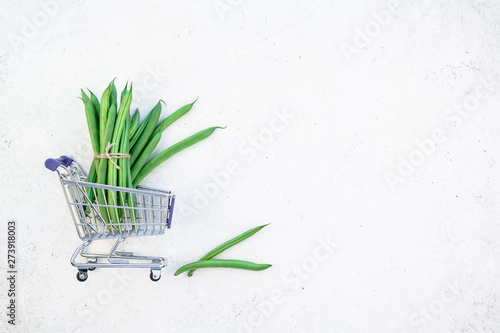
xmin=115 ymin=83 xmax=133 ymax=138
xmin=120 ymin=81 xmax=128 ymax=102
xmin=89 ymin=90 xmax=100 ymax=117
xmin=99 ymin=81 xmax=113 ymax=154
xmin=107 ymin=84 xmax=133 ymax=224
xmin=117 ymin=112 xmax=131 ymax=219
xmin=151 ymin=98 xmax=198 ymax=138
xmin=132 ymin=126 xmax=225 ymax=187
xmin=104 ymin=105 xmax=117 ymax=142
xmin=174 ymin=259 xmax=272 ymax=276
xmin=118 ymin=112 xmax=130 ymax=189
xmin=96 ymin=103 xmax=117 ymax=225
xmin=97 ymin=103 xmax=116 ymax=184
xmin=110 ymin=80 xmax=117 ymax=110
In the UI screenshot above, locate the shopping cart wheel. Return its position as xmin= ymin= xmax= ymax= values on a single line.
xmin=76 ymin=270 xmax=88 ymax=282
xmin=150 ymin=270 xmax=161 ymax=282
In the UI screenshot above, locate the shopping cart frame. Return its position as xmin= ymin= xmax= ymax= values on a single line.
xmin=45 ymin=156 xmax=175 ymax=282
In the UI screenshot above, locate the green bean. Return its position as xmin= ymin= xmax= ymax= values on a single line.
xmin=97 ymin=82 xmax=116 ymax=193
xmin=129 ymin=109 xmax=140 ymax=140
xmin=103 ymin=104 xmax=117 ymax=147
xmin=97 ymin=103 xmax=116 ymax=224
xmin=129 ymin=98 xmax=195 ymax=167
xmin=151 ymin=98 xmax=198 ymax=138
xmin=132 ymin=126 xmax=225 ymax=187
xmin=117 ymin=112 xmax=130 ymax=219
xmin=80 ymin=90 xmax=100 ymax=156
xmin=129 ymin=101 xmax=162 ymax=165
xmin=187 ymin=223 xmax=269 ymax=277
xmin=114 ymin=83 xmax=133 ymax=142
xmin=99 ymin=81 xmax=112 ymax=154
xmin=97 ymin=105 xmax=116 ymax=174
xmin=108 ymin=86 xmax=132 ymax=159
xmin=116 ymin=91 xmax=135 ymax=223
xmin=131 ymin=132 xmax=161 ymax=180
xmin=174 ymin=259 xmax=271 ymax=276
xmin=130 ymin=110 xmax=153 ymax=149
xmin=107 ymin=84 xmax=133 ymax=224
xmin=120 ymin=81 xmax=128 ymax=102
xmin=106 ymin=176 xmax=119 ymax=224
xmin=126 ymin=161 xmax=136 ymax=224
xmin=88 ymin=90 xmax=100 ymax=118
xmin=118 ymin=112 xmax=130 ymax=189
xmin=110 ymin=80 xmax=117 ymax=110
xmin=95 ymin=79 xmax=111 ymax=224
xmin=124 ymin=114 xmax=134 ymax=223
xmin=80 ymin=90 xmax=100 ymax=205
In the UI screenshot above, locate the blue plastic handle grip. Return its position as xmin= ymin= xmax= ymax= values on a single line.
xmin=166 ymin=195 xmax=175 ymax=229
xmin=44 ymin=156 xmax=73 ymax=171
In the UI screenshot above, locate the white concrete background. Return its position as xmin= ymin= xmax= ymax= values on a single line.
xmin=1 ymin=0 xmax=500 ymax=332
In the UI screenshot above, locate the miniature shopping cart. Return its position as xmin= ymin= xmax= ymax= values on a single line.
xmin=45 ymin=156 xmax=175 ymax=282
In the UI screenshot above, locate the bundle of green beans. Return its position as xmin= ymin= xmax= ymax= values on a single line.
xmin=81 ymin=79 xmax=223 ymax=225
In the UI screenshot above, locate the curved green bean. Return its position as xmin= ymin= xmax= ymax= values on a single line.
xmin=132 ymin=126 xmax=225 ymax=187
xmin=174 ymin=259 xmax=271 ymax=276
xmin=187 ymin=223 xmax=270 ymax=277
xmin=151 ymin=98 xmax=198 ymax=138
xmin=130 ymin=99 xmax=197 ymax=177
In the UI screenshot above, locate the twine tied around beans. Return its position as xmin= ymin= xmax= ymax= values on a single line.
xmin=93 ymin=142 xmax=130 ymax=169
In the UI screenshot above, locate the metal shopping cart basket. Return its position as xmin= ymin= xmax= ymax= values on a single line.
xmin=45 ymin=156 xmax=175 ymax=282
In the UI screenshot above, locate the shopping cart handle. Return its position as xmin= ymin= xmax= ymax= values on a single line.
xmin=45 ymin=156 xmax=73 ymax=171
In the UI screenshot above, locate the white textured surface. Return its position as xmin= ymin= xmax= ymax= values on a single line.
xmin=1 ymin=1 xmax=500 ymax=332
